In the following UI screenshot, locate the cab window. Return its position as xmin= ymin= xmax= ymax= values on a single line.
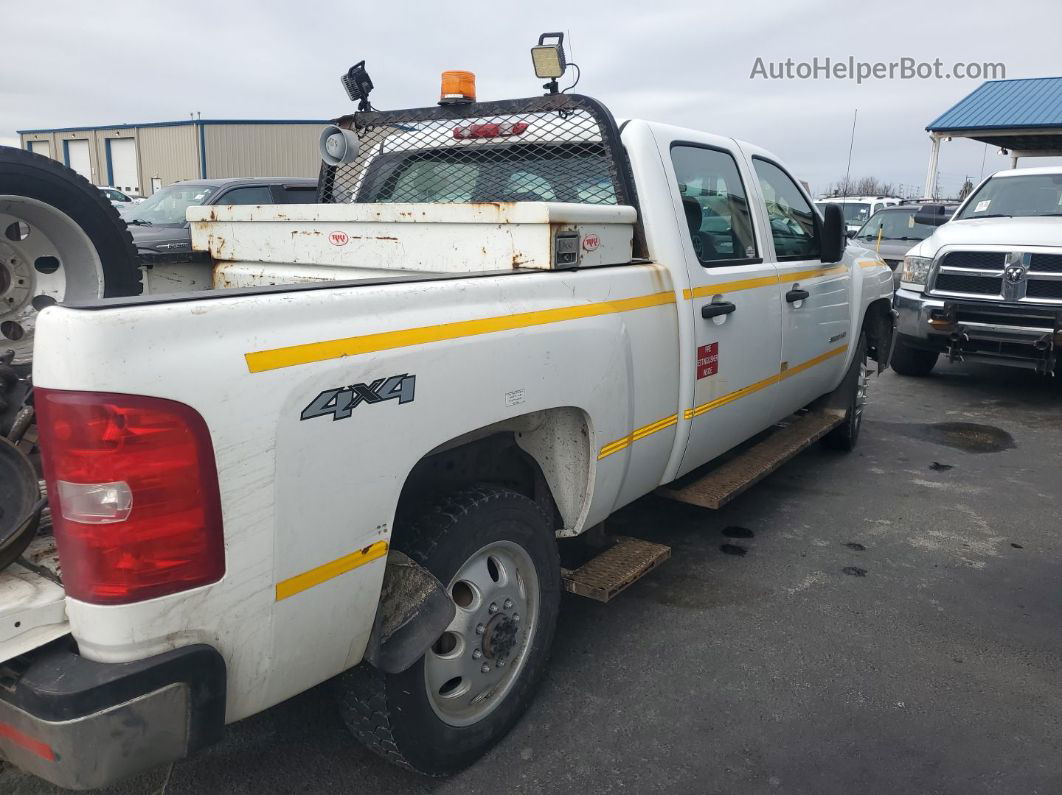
xmin=753 ymin=158 xmax=820 ymax=260
xmin=670 ymin=145 xmax=757 ymax=265
xmin=220 ymin=185 xmax=275 ymax=205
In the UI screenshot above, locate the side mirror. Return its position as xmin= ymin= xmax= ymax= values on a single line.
xmin=846 ymin=229 xmax=857 ymax=239
xmin=820 ymin=203 xmax=846 ymax=263
xmin=914 ymin=203 xmax=950 ymax=226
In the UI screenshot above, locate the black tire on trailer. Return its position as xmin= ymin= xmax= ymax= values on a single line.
xmin=0 ymin=146 xmax=140 ymax=361
xmin=336 ymin=485 xmax=561 ymax=775
xmin=890 ymin=336 xmax=939 ymax=377
xmin=822 ymin=332 xmax=869 ymax=452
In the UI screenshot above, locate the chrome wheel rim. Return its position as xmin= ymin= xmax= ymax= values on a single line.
xmin=0 ymin=196 xmax=104 ymax=362
xmin=424 ymin=540 xmax=540 ymax=727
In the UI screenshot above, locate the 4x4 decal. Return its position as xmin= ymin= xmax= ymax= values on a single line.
xmin=300 ymin=374 xmax=416 ymax=421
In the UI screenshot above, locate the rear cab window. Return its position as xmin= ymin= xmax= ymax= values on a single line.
xmin=670 ymin=144 xmax=758 ymax=265
xmin=360 ymin=144 xmax=616 ymax=205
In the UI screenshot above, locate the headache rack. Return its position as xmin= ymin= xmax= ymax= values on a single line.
xmin=318 ymin=93 xmax=643 ymax=254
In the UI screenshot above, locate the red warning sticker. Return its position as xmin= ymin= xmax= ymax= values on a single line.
xmin=328 ymin=231 xmax=349 ymax=246
xmin=697 ymin=342 xmax=719 ymax=379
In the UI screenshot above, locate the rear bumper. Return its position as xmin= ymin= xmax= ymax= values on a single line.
xmin=0 ymin=641 xmax=225 ymax=790
xmin=894 ymin=288 xmax=1062 ymax=371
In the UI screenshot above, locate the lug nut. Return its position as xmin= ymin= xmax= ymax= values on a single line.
xmin=497 ymin=659 xmax=505 ymax=668
xmin=488 ymin=602 xmax=498 ymax=614
xmin=476 ymin=624 xmax=485 ymax=635
xmin=472 ymin=649 xmax=482 ymax=660
xmin=481 ymin=663 xmax=491 ymax=674
xmin=503 ymin=599 xmax=513 ymax=609
xmin=513 ymin=613 xmax=520 ymax=622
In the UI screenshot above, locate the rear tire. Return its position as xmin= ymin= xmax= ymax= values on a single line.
xmin=822 ymin=333 xmax=868 ymax=452
xmin=336 ymin=485 xmax=560 ymax=775
xmin=890 ymin=337 xmax=938 ymax=377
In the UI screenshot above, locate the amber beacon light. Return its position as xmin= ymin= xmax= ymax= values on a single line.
xmin=439 ymin=71 xmax=476 ymax=105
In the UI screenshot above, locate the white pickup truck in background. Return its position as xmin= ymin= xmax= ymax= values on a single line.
xmin=893 ymin=166 xmax=1062 ymax=376
xmin=1 ymin=88 xmax=894 ymax=788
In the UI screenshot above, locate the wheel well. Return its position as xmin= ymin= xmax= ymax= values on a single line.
xmin=862 ymin=298 xmax=894 ymax=370
xmin=393 ymin=408 xmax=593 ymax=540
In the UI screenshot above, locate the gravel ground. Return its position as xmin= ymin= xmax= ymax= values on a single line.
xmin=4 ymin=359 xmax=1061 ymax=794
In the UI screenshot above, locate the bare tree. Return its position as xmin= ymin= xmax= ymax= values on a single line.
xmin=822 ymin=176 xmax=898 ymax=198
xmin=958 ymin=179 xmax=974 ymax=201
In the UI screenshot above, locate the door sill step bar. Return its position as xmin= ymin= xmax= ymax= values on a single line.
xmin=561 ymin=536 xmax=671 ymax=603
xmin=655 ymin=409 xmax=844 ymax=510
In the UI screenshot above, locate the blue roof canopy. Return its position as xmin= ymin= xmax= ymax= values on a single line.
xmin=927 ymin=77 xmax=1062 ymax=132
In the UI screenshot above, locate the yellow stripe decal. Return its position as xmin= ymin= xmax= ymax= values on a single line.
xmin=687 ymin=344 xmax=848 ymax=418
xmin=598 ymin=414 xmax=678 ymax=459
xmin=246 ymin=291 xmax=677 ymax=373
xmin=599 ymin=344 xmax=848 ymax=460
xmin=778 ymin=345 xmax=847 ymax=380
xmin=682 ymin=265 xmax=848 ymax=300
xmin=276 ymin=540 xmax=389 ymax=601
xmin=683 ymin=274 xmax=779 ymax=300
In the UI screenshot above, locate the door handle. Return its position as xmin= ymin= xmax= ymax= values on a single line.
xmin=786 ymin=288 xmax=810 ymax=303
xmin=701 ymin=301 xmax=736 ymax=318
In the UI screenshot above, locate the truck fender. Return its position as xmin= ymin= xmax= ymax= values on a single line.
xmin=862 ymin=298 xmax=897 ymax=372
xmin=362 ymin=551 xmax=456 ymax=675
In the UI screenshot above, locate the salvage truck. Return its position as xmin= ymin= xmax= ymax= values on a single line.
xmin=0 ymin=57 xmax=894 ymax=788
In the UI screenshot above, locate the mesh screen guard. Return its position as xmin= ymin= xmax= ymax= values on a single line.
xmin=318 ymin=94 xmax=640 ymax=222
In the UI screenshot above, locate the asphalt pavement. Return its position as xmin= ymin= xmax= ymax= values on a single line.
xmin=4 ymin=359 xmax=1061 ymax=794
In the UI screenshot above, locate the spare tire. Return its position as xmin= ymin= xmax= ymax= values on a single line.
xmin=0 ymin=436 xmax=41 ymax=571
xmin=0 ymin=146 xmax=141 ymax=363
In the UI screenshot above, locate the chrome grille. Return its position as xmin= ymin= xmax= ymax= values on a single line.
xmin=934 ymin=273 xmax=1002 ymax=296
xmin=931 ymin=248 xmax=1062 ymax=305
xmin=1030 ymin=253 xmax=1062 ymax=273
xmin=1026 ymin=279 xmax=1062 ymax=300
xmin=940 ymin=251 xmax=1007 ymax=270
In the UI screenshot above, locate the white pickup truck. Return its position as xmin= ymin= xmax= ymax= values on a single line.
xmin=893 ymin=166 xmax=1062 ymax=376
xmin=1 ymin=90 xmax=894 ymax=788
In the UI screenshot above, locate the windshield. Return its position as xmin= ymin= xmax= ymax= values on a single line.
xmin=815 ymin=201 xmax=872 ymax=225
xmin=124 ymin=184 xmax=216 ymax=225
xmin=854 ymin=209 xmax=937 ymax=243
xmin=957 ymin=173 xmax=1062 ymax=220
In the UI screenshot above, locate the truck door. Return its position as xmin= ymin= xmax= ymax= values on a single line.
xmin=750 ymin=156 xmax=851 ymax=413
xmin=666 ymin=142 xmax=783 ymax=478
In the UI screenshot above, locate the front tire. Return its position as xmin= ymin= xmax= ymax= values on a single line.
xmin=822 ymin=333 xmax=869 ymax=451
xmin=337 ymin=485 xmax=560 ymax=775
xmin=890 ymin=336 xmax=938 ymax=377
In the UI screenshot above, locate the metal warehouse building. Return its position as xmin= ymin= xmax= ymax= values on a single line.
xmin=18 ymin=119 xmax=328 ymax=196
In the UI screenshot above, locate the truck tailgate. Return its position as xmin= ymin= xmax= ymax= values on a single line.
xmin=0 ymin=537 xmax=67 ymax=665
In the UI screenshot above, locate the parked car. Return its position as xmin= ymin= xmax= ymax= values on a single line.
xmin=4 ymin=84 xmax=894 ymax=789
xmin=893 ymin=166 xmax=1062 ymax=376
xmin=816 ymin=195 xmax=901 ymax=237
xmin=98 ymin=186 xmax=141 ymax=206
xmin=853 ymin=202 xmax=959 ymax=287
xmin=123 ymin=177 xmax=318 ymax=259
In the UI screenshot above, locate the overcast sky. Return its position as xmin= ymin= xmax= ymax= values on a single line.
xmin=5 ymin=0 xmax=1061 ymax=197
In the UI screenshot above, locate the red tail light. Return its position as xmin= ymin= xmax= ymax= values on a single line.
xmin=35 ymin=389 xmax=224 ymax=605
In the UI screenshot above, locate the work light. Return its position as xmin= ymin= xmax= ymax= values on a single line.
xmin=531 ymin=32 xmax=567 ymax=80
